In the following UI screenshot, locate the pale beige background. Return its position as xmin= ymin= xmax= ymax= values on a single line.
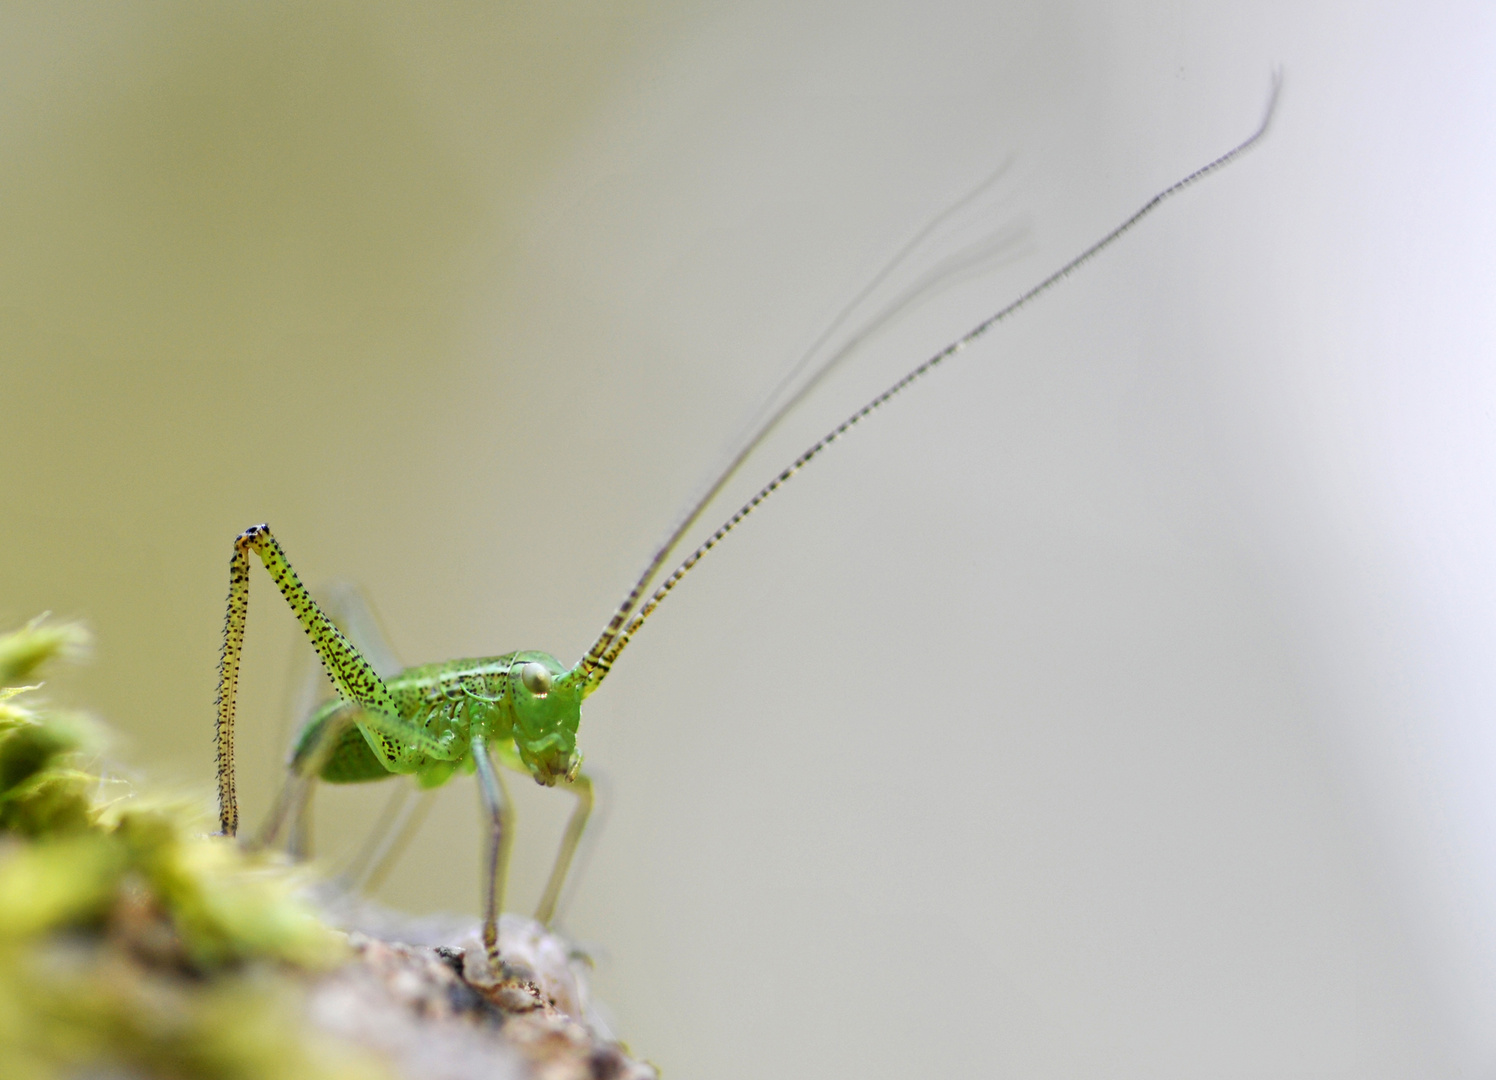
xmin=2 ymin=3 xmax=1492 ymax=1077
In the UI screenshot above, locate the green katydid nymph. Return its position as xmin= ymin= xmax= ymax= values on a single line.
xmin=213 ymin=79 xmax=1278 ymax=972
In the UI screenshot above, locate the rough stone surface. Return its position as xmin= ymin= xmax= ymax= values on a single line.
xmin=308 ymin=916 xmax=655 ymax=1080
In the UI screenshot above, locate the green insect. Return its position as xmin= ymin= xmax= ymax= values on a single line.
xmin=213 ymin=82 xmax=1278 ymax=973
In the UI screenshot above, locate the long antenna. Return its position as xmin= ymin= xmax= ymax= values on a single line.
xmin=576 ymin=75 xmax=1280 ymax=691
xmin=575 ymin=158 xmax=1021 ymax=684
xmin=710 ymin=155 xmax=1020 ymax=495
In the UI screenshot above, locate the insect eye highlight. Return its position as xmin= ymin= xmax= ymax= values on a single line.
xmin=520 ymin=662 xmax=552 ymax=697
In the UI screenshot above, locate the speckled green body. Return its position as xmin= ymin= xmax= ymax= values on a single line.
xmin=215 ymin=525 xmax=590 ymax=836
xmin=214 ymin=525 xmax=594 ymax=961
xmin=292 ymin=652 xmax=582 ymax=790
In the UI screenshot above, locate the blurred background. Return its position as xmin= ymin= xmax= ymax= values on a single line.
xmin=2 ymin=2 xmax=1492 ymax=1076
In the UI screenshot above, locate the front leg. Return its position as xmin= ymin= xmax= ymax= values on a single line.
xmin=534 ymin=772 xmax=593 ymax=926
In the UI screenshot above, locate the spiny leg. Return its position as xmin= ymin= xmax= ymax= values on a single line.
xmin=317 ymin=580 xmax=406 ymax=679
xmin=264 ymin=581 xmax=409 ymax=859
xmin=472 ymin=735 xmax=514 ymax=968
xmin=215 ymin=541 xmax=252 ymax=836
xmin=217 ymin=525 xmax=392 ymax=837
xmin=216 ymin=524 xmax=451 ymax=837
xmin=534 ymin=772 xmax=594 ymax=927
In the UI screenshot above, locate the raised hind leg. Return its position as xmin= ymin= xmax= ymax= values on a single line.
xmin=215 ymin=523 xmax=454 ymax=836
xmin=260 ymin=581 xmax=410 ymax=859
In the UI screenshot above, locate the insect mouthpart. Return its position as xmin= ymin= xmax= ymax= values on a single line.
xmin=531 ymin=750 xmax=582 ymax=787
xmin=519 ymin=730 xmax=581 ymax=787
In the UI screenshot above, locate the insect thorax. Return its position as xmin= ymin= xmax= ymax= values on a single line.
xmin=305 ymin=651 xmax=583 ymax=787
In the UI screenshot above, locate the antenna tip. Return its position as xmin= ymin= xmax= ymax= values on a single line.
xmin=1262 ymin=67 xmax=1285 ymax=129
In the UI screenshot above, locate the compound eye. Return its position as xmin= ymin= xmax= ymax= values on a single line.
xmin=520 ymin=662 xmax=552 ymax=697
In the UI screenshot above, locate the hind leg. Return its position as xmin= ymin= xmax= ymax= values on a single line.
xmin=255 ymin=578 xmax=410 ymax=856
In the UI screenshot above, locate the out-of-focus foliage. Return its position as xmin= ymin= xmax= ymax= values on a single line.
xmin=0 ymin=616 xmax=386 ymax=1080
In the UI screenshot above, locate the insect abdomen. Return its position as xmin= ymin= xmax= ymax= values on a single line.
xmin=293 ymin=700 xmax=391 ymax=783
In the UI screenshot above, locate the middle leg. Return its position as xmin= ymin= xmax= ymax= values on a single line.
xmin=472 ymin=735 xmax=514 ymax=969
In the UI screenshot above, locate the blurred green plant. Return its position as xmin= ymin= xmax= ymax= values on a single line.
xmin=0 ymin=615 xmax=386 ymax=1080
